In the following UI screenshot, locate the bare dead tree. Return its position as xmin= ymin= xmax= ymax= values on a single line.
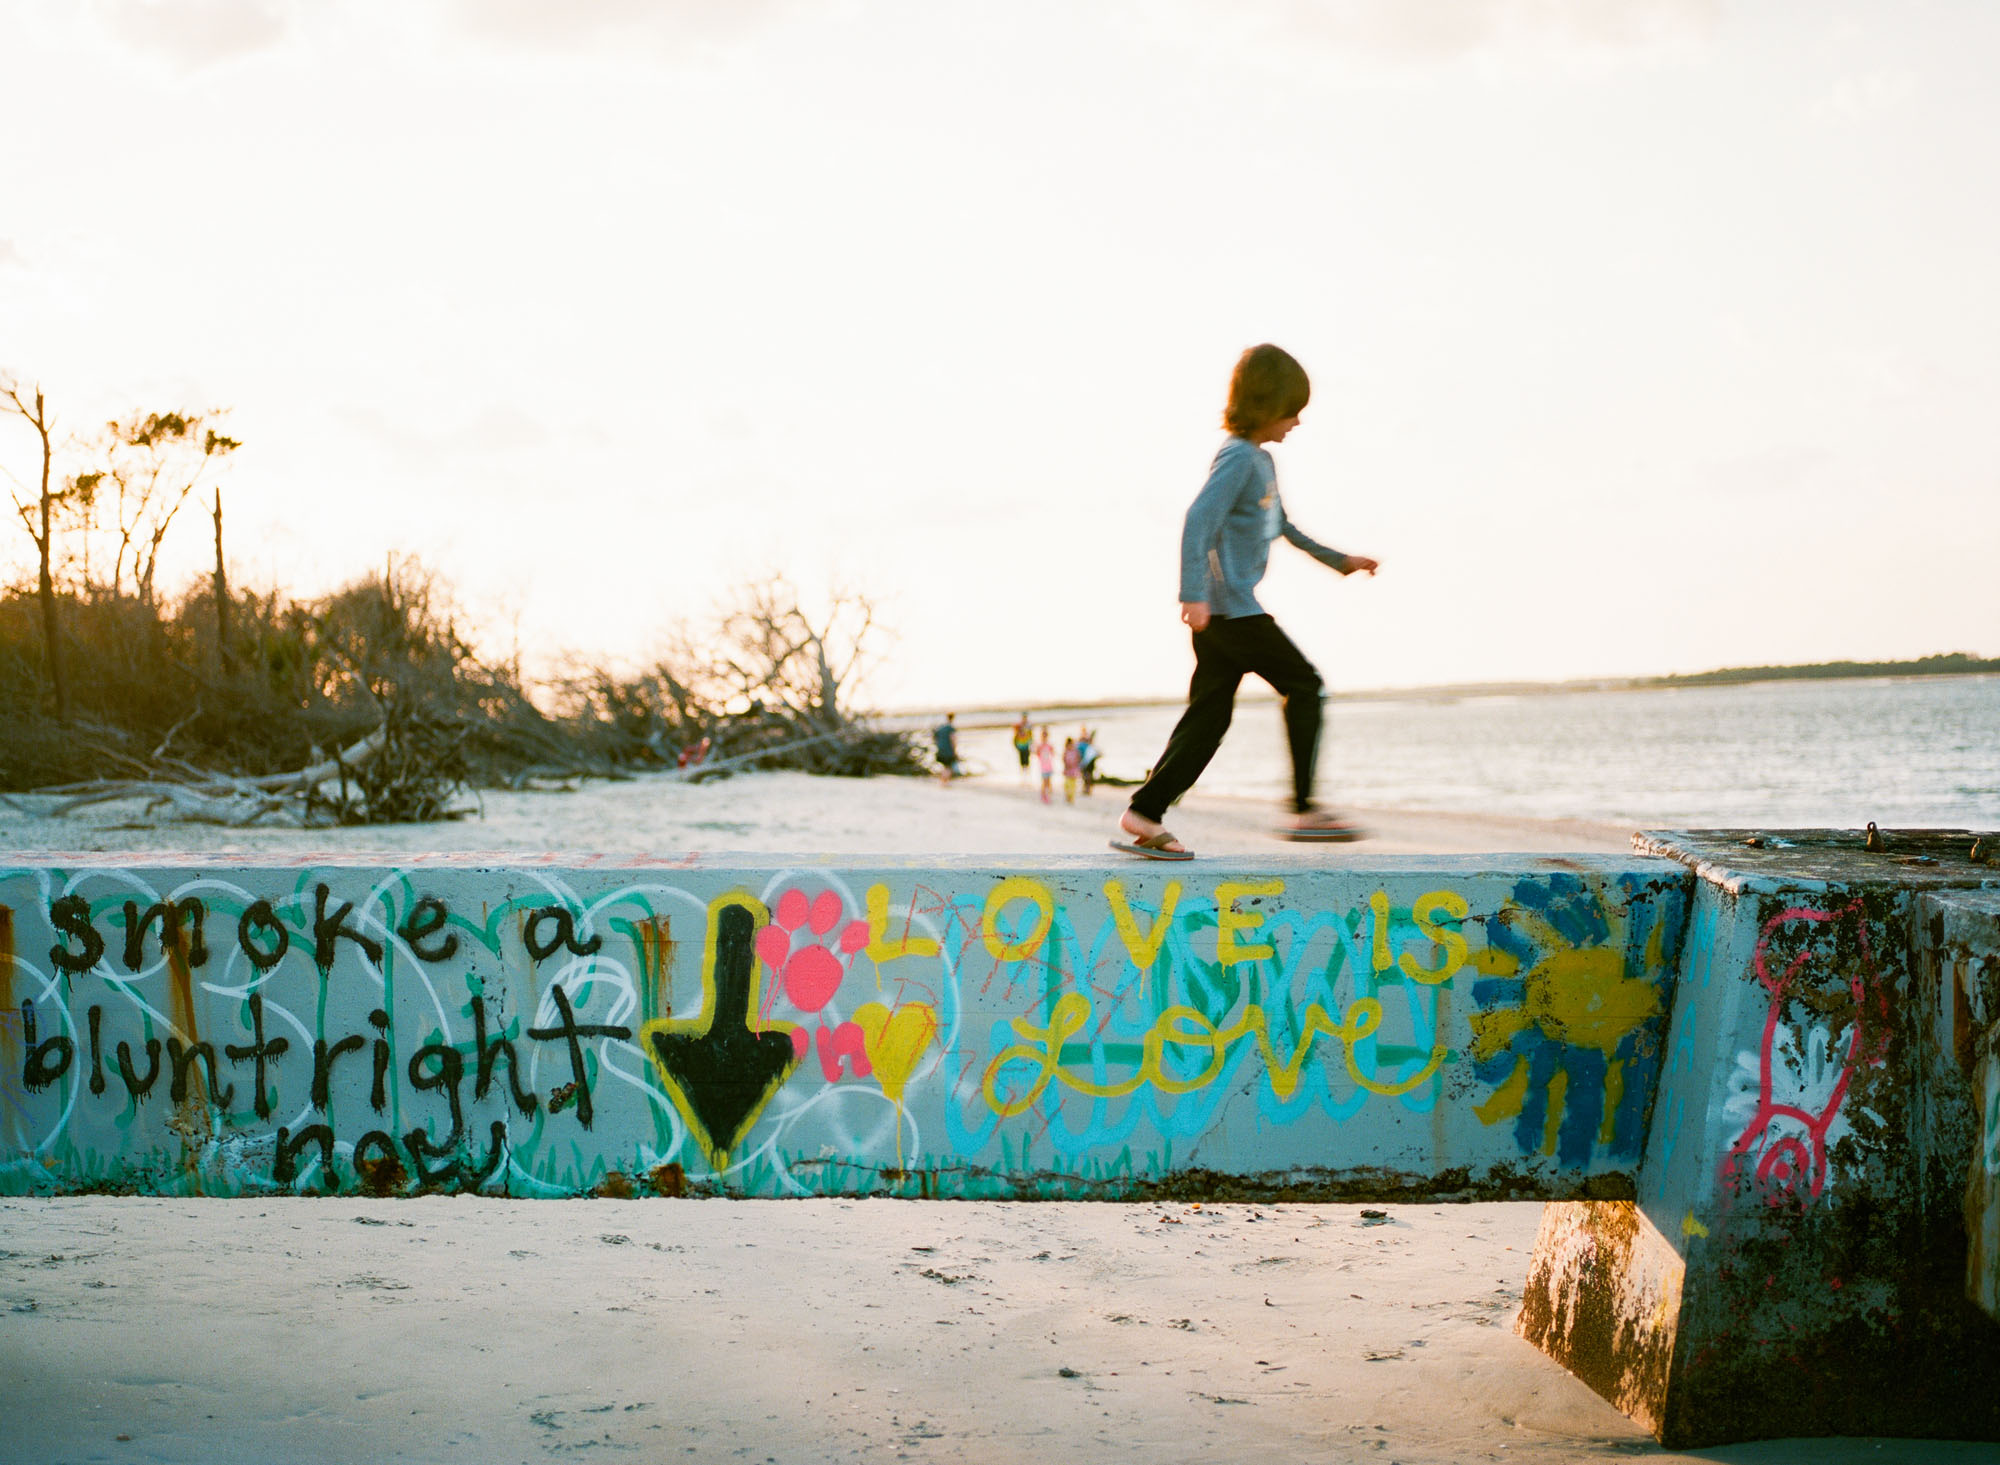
xmin=212 ymin=487 xmax=231 ymax=672
xmin=1 ymin=375 xmax=71 ymax=722
xmin=710 ymin=575 xmax=886 ymax=728
xmin=84 ymin=409 xmax=240 ymax=604
xmin=62 ymin=468 xmax=103 ymax=593
xmin=646 ymin=574 xmax=920 ymax=777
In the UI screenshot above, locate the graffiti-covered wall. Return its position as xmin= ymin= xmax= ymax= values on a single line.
xmin=0 ymin=854 xmax=1688 ymax=1199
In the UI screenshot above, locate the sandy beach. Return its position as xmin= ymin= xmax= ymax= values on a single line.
xmin=0 ymin=771 xmax=1987 ymax=1464
xmin=0 ymin=763 xmax=1636 ymax=860
xmin=0 ymin=1193 xmax=1942 ymax=1465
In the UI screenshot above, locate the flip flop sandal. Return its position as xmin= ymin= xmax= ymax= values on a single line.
xmin=1109 ymin=830 xmax=1195 ymax=861
xmin=1278 ymin=817 xmax=1366 ymax=843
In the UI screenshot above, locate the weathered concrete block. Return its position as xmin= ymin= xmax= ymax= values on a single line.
xmin=0 ymin=853 xmax=1688 ymax=1201
xmin=1917 ymin=888 xmax=2000 ymax=1320
xmin=1519 ymin=1198 xmax=1684 ymax=1431
xmin=1521 ymin=830 xmax=2000 ymax=1448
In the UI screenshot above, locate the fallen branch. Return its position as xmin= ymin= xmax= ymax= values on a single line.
xmin=663 ymin=725 xmax=893 ymax=781
xmin=30 ymin=726 xmax=390 ymax=826
xmin=244 ymin=728 xmax=386 ymax=792
xmin=151 ymin=705 xmax=203 ymax=762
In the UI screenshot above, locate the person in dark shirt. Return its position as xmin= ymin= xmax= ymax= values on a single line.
xmin=932 ymin=712 xmax=961 ymax=784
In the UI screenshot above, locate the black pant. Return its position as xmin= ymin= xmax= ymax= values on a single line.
xmin=1129 ymin=614 xmax=1323 ymax=821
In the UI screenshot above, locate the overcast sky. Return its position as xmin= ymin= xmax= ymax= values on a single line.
xmin=2 ymin=0 xmax=1994 ymax=709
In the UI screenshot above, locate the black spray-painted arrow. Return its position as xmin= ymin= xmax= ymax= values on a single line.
xmin=647 ymin=900 xmax=800 ymax=1168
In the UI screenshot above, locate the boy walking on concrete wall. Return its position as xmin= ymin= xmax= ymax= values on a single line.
xmin=1112 ymin=344 xmax=1377 ymax=861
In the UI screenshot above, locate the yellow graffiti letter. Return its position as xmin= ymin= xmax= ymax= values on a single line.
xmin=1398 ymin=890 xmax=1470 ymax=985
xmin=1104 ymin=878 xmax=1181 ymax=971
xmin=865 ymin=884 xmax=941 ymax=962
xmin=983 ymin=991 xmax=1098 ymax=1116
xmin=1215 ymin=880 xmax=1283 ymax=966
xmin=982 ymin=876 xmax=1055 ymax=963
xmin=1370 ymin=890 xmax=1393 ymax=971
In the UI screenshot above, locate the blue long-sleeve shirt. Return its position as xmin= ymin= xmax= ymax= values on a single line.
xmin=1177 ymin=436 xmax=1348 ymax=617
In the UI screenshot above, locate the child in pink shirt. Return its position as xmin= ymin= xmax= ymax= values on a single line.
xmin=1034 ymin=728 xmax=1056 ymax=804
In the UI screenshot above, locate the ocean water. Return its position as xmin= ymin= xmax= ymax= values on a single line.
xmin=957 ymin=674 xmax=2000 ymax=829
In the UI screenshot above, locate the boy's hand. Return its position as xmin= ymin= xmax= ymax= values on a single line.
xmin=1341 ymin=555 xmax=1379 ymax=577
xmin=1180 ymin=601 xmax=1210 ymax=631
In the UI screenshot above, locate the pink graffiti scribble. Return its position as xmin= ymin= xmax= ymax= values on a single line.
xmin=1722 ymin=901 xmax=1889 ymax=1205
xmin=756 ymin=889 xmax=870 ymax=1014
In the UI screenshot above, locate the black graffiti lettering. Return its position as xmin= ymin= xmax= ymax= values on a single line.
xmin=369 ymin=1009 xmax=392 ymax=1112
xmin=47 ymin=894 xmax=104 ymax=976
xmin=37 ymin=951 xmax=672 ymax=1198
xmin=397 ymin=896 xmax=458 ymax=962
xmin=273 ymin=1124 xmax=337 ymax=1190
xmin=471 ymin=995 xmax=537 ymax=1116
xmin=86 ymin=1004 xmax=105 ymax=1095
xmin=523 ymin=906 xmax=602 ymax=962
xmin=402 ymin=1125 xmax=459 ymax=1188
xmin=351 ymin=1129 xmax=406 ymax=1195
xmin=312 ymin=1033 xmax=367 ymax=1110
xmin=236 ymin=900 xmax=289 ymax=972
xmin=464 ymin=1119 xmax=507 ymax=1187
xmin=20 ymin=1001 xmax=74 ymax=1091
xmin=117 ymin=1037 xmax=162 ymax=1098
xmin=224 ymin=994 xmax=290 ymax=1120
xmin=121 ymin=898 xmax=208 ymax=973
xmin=166 ymin=1037 xmax=233 ymax=1107
xmin=313 ymin=884 xmax=383 ymax=973
xmin=402 ymin=1119 xmax=506 ymax=1192
xmin=526 ymin=985 xmax=630 ymax=1130
xmin=408 ymin=1042 xmax=466 ymax=1142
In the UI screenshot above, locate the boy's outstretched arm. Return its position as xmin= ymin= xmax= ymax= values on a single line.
xmin=1279 ymin=510 xmax=1378 ymax=576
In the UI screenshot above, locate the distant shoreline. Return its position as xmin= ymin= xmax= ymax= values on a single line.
xmin=891 ymin=652 xmax=1999 ymax=724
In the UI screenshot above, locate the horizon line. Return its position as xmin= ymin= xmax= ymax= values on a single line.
xmin=876 ymin=651 xmax=2000 ymax=722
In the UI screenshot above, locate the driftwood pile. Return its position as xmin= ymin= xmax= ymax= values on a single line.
xmin=12 ymin=713 xmax=470 ymax=828
xmin=1 ymin=570 xmax=927 ymax=829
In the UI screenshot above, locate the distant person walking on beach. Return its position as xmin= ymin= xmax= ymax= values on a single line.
xmin=932 ymin=712 xmax=961 ymax=784
xmin=1034 ymin=726 xmax=1056 ymax=804
xmin=1011 ymin=714 xmax=1033 ymax=782
xmin=1112 ymin=344 xmax=1378 ymax=861
xmin=1077 ymin=727 xmax=1098 ymax=797
xmin=1062 ymin=737 xmax=1082 ymax=804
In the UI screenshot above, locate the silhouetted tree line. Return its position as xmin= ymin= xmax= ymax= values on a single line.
xmin=1641 ymin=653 xmax=2000 ymax=687
xmin=1 ymin=376 xmax=923 ymax=824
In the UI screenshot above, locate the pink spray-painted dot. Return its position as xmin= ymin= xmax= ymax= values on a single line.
xmin=784 ymin=946 xmax=844 ymax=1013
xmin=775 ymin=888 xmax=810 ymax=929
xmin=754 ymin=925 xmax=791 ymax=971
xmin=789 ymin=1027 xmax=811 ymax=1062
xmin=838 ymin=919 xmax=870 ymax=955
xmin=808 ymin=890 xmax=842 ymax=935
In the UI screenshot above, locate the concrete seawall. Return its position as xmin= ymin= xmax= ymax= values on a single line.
xmin=0 ymin=853 xmax=1688 ymax=1201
